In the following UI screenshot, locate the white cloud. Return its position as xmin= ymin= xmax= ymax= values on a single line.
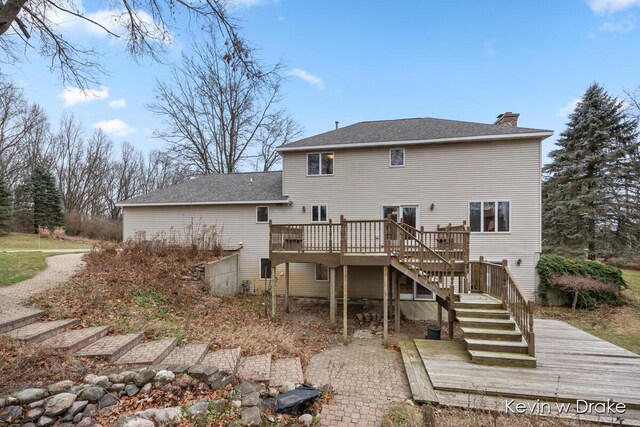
xmin=226 ymin=0 xmax=278 ymax=8
xmin=556 ymin=99 xmax=580 ymax=118
xmin=108 ymin=98 xmax=127 ymax=109
xmin=599 ymin=15 xmax=636 ymax=32
xmin=289 ymin=68 xmax=324 ymax=89
xmin=587 ymin=0 xmax=640 ymax=14
xmin=59 ymin=86 xmax=109 ymax=107
xmin=94 ymin=119 xmax=136 ymax=137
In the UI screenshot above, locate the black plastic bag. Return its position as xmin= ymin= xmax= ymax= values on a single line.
xmin=262 ymin=385 xmax=321 ymax=415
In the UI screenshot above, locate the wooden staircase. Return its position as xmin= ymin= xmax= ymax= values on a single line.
xmin=456 ymin=295 xmax=536 ymax=368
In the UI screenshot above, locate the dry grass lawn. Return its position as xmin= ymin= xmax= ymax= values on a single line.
xmin=0 ymin=232 xmax=94 ymax=250
xmin=0 ymin=252 xmax=68 ymax=287
xmin=537 ymin=268 xmax=640 ymax=355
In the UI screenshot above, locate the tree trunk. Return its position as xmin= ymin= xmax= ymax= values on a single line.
xmin=572 ymin=291 xmax=579 ymax=312
xmin=0 ymin=0 xmax=27 ymax=36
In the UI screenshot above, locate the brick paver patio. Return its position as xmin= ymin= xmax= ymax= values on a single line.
xmin=306 ymin=338 xmax=411 ymax=427
xmin=114 ymin=337 xmax=177 ymax=365
xmin=201 ymin=347 xmax=242 ymax=373
xmin=0 ymin=253 xmax=85 ymax=329
xmin=269 ymin=357 xmax=304 ymax=386
xmin=162 ymin=343 xmax=209 ymax=365
xmin=237 ymin=353 xmax=272 ymax=382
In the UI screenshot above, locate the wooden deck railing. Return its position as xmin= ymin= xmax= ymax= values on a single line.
xmin=269 ymin=217 xmax=470 ymax=263
xmin=390 ymin=221 xmax=456 ymax=300
xmin=469 ymin=259 xmax=536 ymax=356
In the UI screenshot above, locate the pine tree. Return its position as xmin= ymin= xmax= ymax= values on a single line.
xmin=543 ymin=83 xmax=639 ymax=259
xmin=0 ymin=176 xmax=12 ymax=235
xmin=13 ymin=166 xmax=64 ymax=233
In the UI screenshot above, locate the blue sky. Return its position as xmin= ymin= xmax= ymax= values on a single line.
xmin=5 ymin=0 xmax=640 ymax=165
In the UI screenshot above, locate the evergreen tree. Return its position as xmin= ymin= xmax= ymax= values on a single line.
xmin=14 ymin=165 xmax=64 ymax=233
xmin=543 ymin=83 xmax=639 ymax=259
xmin=0 ymin=176 xmax=12 ymax=235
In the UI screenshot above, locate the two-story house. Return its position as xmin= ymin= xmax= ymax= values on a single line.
xmin=119 ymin=114 xmax=552 ymax=363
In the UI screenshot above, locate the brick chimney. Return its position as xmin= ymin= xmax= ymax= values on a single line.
xmin=494 ymin=112 xmax=519 ymax=127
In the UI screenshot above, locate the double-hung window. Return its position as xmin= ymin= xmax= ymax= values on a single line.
xmin=256 ymin=206 xmax=269 ymax=223
xmin=469 ymin=201 xmax=510 ymax=232
xmin=307 ymin=152 xmax=334 ymax=175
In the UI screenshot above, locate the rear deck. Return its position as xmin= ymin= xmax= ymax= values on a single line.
xmin=402 ymin=319 xmax=640 ymax=425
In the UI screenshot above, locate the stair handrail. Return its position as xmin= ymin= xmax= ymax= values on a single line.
xmin=388 ymin=220 xmax=452 ymax=267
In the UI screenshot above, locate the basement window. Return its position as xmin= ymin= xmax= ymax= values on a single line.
xmin=315 ymin=263 xmax=329 ymax=282
xmin=469 ymin=201 xmax=510 ymax=233
xmin=256 ymin=206 xmax=269 ymax=223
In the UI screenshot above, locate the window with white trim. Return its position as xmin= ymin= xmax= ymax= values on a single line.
xmin=256 ymin=206 xmax=269 ymax=223
xmin=469 ymin=201 xmax=510 ymax=232
xmin=311 ymin=204 xmax=328 ymax=222
xmin=307 ymin=152 xmax=334 ymax=175
xmin=315 ymin=263 xmax=329 ymax=281
xmin=389 ymin=148 xmax=405 ymax=167
xmin=259 ymin=258 xmax=272 ymax=279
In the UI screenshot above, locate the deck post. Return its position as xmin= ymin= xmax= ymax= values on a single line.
xmin=502 ymin=259 xmax=509 ymax=303
xmin=383 ymin=265 xmax=389 ymax=348
xmin=329 ymin=267 xmax=336 ymax=325
xmin=448 ymin=306 xmax=455 ymax=340
xmin=392 ymin=268 xmax=400 ymax=333
xmin=271 ymin=266 xmax=277 ymax=321
xmin=342 ymin=265 xmax=349 ymax=345
xmin=437 ymin=304 xmax=442 ymax=327
xmin=285 ymin=263 xmax=290 ymax=313
xmin=479 ymin=256 xmax=485 ymax=293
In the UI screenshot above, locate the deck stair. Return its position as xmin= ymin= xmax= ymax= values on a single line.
xmin=455 ymin=295 xmax=536 ymax=368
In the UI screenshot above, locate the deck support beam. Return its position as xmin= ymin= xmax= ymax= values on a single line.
xmin=383 ymin=265 xmax=389 ymax=348
xmin=392 ymin=268 xmax=400 ymax=333
xmin=448 ymin=307 xmax=455 ymax=339
xmin=271 ymin=266 xmax=277 ymax=321
xmin=437 ymin=304 xmax=442 ymax=328
xmin=329 ymin=268 xmax=336 ymax=325
xmin=343 ymin=266 xmax=349 ymax=345
xmin=285 ymin=263 xmax=290 ymax=313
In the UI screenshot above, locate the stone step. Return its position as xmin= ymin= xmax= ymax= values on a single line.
xmin=469 ymin=350 xmax=537 ymax=368
xmin=237 ymin=353 xmax=272 ymax=382
xmin=269 ymin=358 xmax=304 ymax=387
xmin=114 ymin=338 xmax=178 ymax=366
xmin=460 ymin=327 xmax=522 ymax=342
xmin=75 ymin=333 xmax=144 ymax=362
xmin=464 ymin=338 xmax=530 ymax=354
xmin=455 ymin=308 xmax=511 ymax=320
xmin=161 ymin=343 xmax=209 ymax=366
xmin=457 ymin=317 xmax=516 ymax=331
xmin=201 ymin=348 xmax=242 ymax=374
xmin=0 ymin=309 xmax=43 ymax=334
xmin=4 ymin=319 xmax=79 ymax=343
xmin=41 ymin=326 xmax=110 ymax=353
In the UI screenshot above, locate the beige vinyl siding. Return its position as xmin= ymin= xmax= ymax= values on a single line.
xmin=281 ymin=139 xmax=542 ymax=299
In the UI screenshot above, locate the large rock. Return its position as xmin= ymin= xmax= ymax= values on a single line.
xmin=133 ymin=369 xmax=156 ymax=387
xmin=139 ymin=383 xmax=153 ymax=395
xmin=279 ymin=381 xmax=295 ymax=393
xmin=235 ymin=381 xmax=262 ymax=396
xmin=78 ymin=386 xmax=105 ymax=403
xmin=44 ymin=392 xmax=76 ymax=416
xmin=207 ymin=372 xmax=233 ymax=390
xmin=90 ymin=375 xmax=111 ymax=388
xmin=108 ymin=373 xmax=125 ymax=384
xmin=66 ymin=400 xmax=88 ymax=416
xmin=98 ymin=393 xmax=119 ymax=410
xmin=120 ymin=371 xmax=137 ymax=383
xmin=210 ymin=399 xmax=227 ymax=413
xmin=113 ymin=414 xmax=155 ymax=427
xmin=241 ymin=391 xmax=260 ymax=407
xmin=186 ymin=401 xmax=209 ymax=422
xmin=13 ymin=388 xmax=48 ymax=404
xmin=36 ymin=415 xmax=56 ymax=426
xmin=25 ymin=407 xmax=44 ymax=421
xmin=154 ymin=370 xmax=175 ymax=385
xmin=298 ymin=414 xmax=313 ymax=426
xmin=124 ymin=384 xmax=140 ymax=397
xmin=240 ymin=406 xmax=262 ymax=426
xmin=174 ymin=374 xmax=195 ymax=389
xmin=76 ymin=417 xmax=97 ymax=427
xmin=187 ymin=364 xmax=218 ymax=379
xmin=48 ymin=380 xmax=74 ymax=395
xmin=84 ymin=403 xmax=97 ymax=417
xmin=0 ymin=404 xmax=22 ymax=422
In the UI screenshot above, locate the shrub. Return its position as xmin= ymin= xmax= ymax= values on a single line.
xmin=52 ymin=227 xmax=66 ymax=240
xmin=606 ymin=257 xmax=640 ymax=271
xmin=536 ymin=255 xmax=627 ymax=308
xmin=64 ymin=211 xmax=122 ymax=241
xmin=37 ymin=226 xmax=51 ymax=238
xmin=552 ymin=275 xmax=619 ymax=311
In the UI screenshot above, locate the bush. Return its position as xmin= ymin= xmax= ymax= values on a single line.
xmin=537 ymin=255 xmax=627 ymax=308
xmin=607 ymin=257 xmax=640 ymax=271
xmin=64 ymin=211 xmax=122 ymax=241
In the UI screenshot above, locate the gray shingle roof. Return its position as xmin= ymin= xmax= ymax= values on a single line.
xmin=281 ymin=117 xmax=552 ymax=149
xmin=118 ymin=171 xmax=287 ymax=206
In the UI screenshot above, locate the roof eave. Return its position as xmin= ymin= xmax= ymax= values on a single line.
xmin=277 ymin=131 xmax=554 ymax=153
xmin=117 ymin=198 xmax=290 ymax=208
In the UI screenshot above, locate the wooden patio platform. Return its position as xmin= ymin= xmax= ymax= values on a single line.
xmin=403 ymin=319 xmax=640 ymax=425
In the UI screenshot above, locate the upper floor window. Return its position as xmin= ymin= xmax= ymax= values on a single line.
xmin=469 ymin=201 xmax=510 ymax=233
xmin=256 ymin=206 xmax=269 ymax=223
xmin=307 ymin=152 xmax=334 ymax=175
xmin=389 ymin=147 xmax=405 ymax=167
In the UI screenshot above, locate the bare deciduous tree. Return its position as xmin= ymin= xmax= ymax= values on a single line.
xmin=148 ymin=33 xmax=300 ymax=175
xmin=0 ymin=0 xmax=253 ymax=87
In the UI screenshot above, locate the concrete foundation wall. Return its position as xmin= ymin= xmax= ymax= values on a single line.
xmin=205 ymin=253 xmax=240 ymax=296
xmin=399 ymin=301 xmax=443 ymax=322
